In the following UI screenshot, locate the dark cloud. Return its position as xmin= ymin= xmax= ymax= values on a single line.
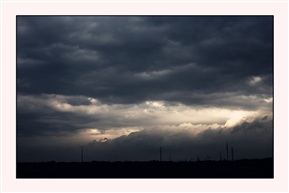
xmin=17 ymin=108 xmax=91 ymax=137
xmin=17 ymin=95 xmax=100 ymax=136
xmin=17 ymin=16 xmax=273 ymax=105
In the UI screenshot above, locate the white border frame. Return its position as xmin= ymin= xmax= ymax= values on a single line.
xmin=1 ymin=1 xmax=288 ymax=192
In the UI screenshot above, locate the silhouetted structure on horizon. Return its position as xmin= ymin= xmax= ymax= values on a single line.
xmin=231 ymin=147 xmax=234 ymax=161
xmin=226 ymin=141 xmax=229 ymax=161
xmin=160 ymin=147 xmax=162 ymax=162
xmin=81 ymin=146 xmax=84 ymax=162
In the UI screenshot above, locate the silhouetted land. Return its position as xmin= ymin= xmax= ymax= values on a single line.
xmin=17 ymin=158 xmax=273 ymax=178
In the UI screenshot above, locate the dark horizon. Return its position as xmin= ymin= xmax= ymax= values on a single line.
xmin=17 ymin=16 xmax=273 ymax=165
xmin=17 ymin=157 xmax=273 ymax=178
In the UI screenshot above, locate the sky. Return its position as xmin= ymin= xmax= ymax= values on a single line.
xmin=17 ymin=16 xmax=273 ymax=162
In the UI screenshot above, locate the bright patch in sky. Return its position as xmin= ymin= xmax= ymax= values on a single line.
xmin=249 ymin=76 xmax=262 ymax=85
xmin=264 ymin=97 xmax=273 ymax=103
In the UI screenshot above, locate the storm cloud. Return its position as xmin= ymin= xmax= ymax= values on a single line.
xmin=17 ymin=16 xmax=273 ymax=162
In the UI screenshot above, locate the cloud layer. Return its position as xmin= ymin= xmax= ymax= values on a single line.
xmin=17 ymin=16 xmax=273 ymax=162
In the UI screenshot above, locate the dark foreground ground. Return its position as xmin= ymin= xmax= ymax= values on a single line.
xmin=17 ymin=158 xmax=273 ymax=178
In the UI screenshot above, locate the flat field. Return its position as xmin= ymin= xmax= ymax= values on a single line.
xmin=17 ymin=158 xmax=273 ymax=178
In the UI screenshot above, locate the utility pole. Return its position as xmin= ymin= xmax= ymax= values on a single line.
xmin=81 ymin=146 xmax=84 ymax=162
xmin=231 ymin=147 xmax=234 ymax=161
xmin=226 ymin=141 xmax=229 ymax=161
xmin=160 ymin=147 xmax=162 ymax=162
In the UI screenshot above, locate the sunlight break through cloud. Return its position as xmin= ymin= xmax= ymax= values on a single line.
xmin=18 ymin=94 xmax=259 ymax=131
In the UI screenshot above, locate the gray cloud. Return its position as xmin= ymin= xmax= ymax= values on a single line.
xmin=17 ymin=16 xmax=273 ymax=104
